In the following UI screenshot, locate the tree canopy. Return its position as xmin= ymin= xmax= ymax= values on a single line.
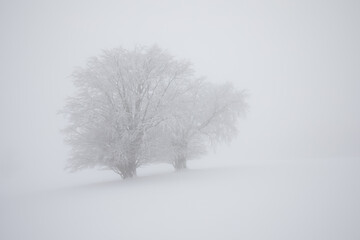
xmin=62 ymin=45 xmax=247 ymax=178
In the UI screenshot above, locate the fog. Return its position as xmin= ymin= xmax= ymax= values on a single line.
xmin=0 ymin=0 xmax=360 ymax=239
xmin=1 ymin=0 xmax=360 ymax=178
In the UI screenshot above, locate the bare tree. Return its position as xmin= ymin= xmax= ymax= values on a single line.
xmin=165 ymin=82 xmax=247 ymax=170
xmin=62 ymin=45 xmax=201 ymax=178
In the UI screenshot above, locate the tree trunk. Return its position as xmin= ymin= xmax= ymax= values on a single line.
xmin=118 ymin=132 xmax=143 ymax=179
xmin=173 ymin=156 xmax=187 ymax=171
xmin=115 ymin=161 xmax=137 ymax=179
xmin=121 ymin=166 xmax=137 ymax=179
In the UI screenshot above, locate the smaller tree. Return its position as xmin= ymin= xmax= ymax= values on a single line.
xmin=163 ymin=82 xmax=247 ymax=170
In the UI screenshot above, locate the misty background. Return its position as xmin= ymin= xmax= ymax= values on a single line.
xmin=0 ymin=0 xmax=359 ymax=187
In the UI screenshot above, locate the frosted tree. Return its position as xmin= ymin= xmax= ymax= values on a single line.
xmin=62 ymin=45 xmax=201 ymax=178
xmin=164 ymin=82 xmax=247 ymax=170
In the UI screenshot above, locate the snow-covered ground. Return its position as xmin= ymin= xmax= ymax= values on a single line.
xmin=1 ymin=158 xmax=360 ymax=240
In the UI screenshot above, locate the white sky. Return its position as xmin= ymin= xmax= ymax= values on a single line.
xmin=0 ymin=0 xmax=359 ymax=178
